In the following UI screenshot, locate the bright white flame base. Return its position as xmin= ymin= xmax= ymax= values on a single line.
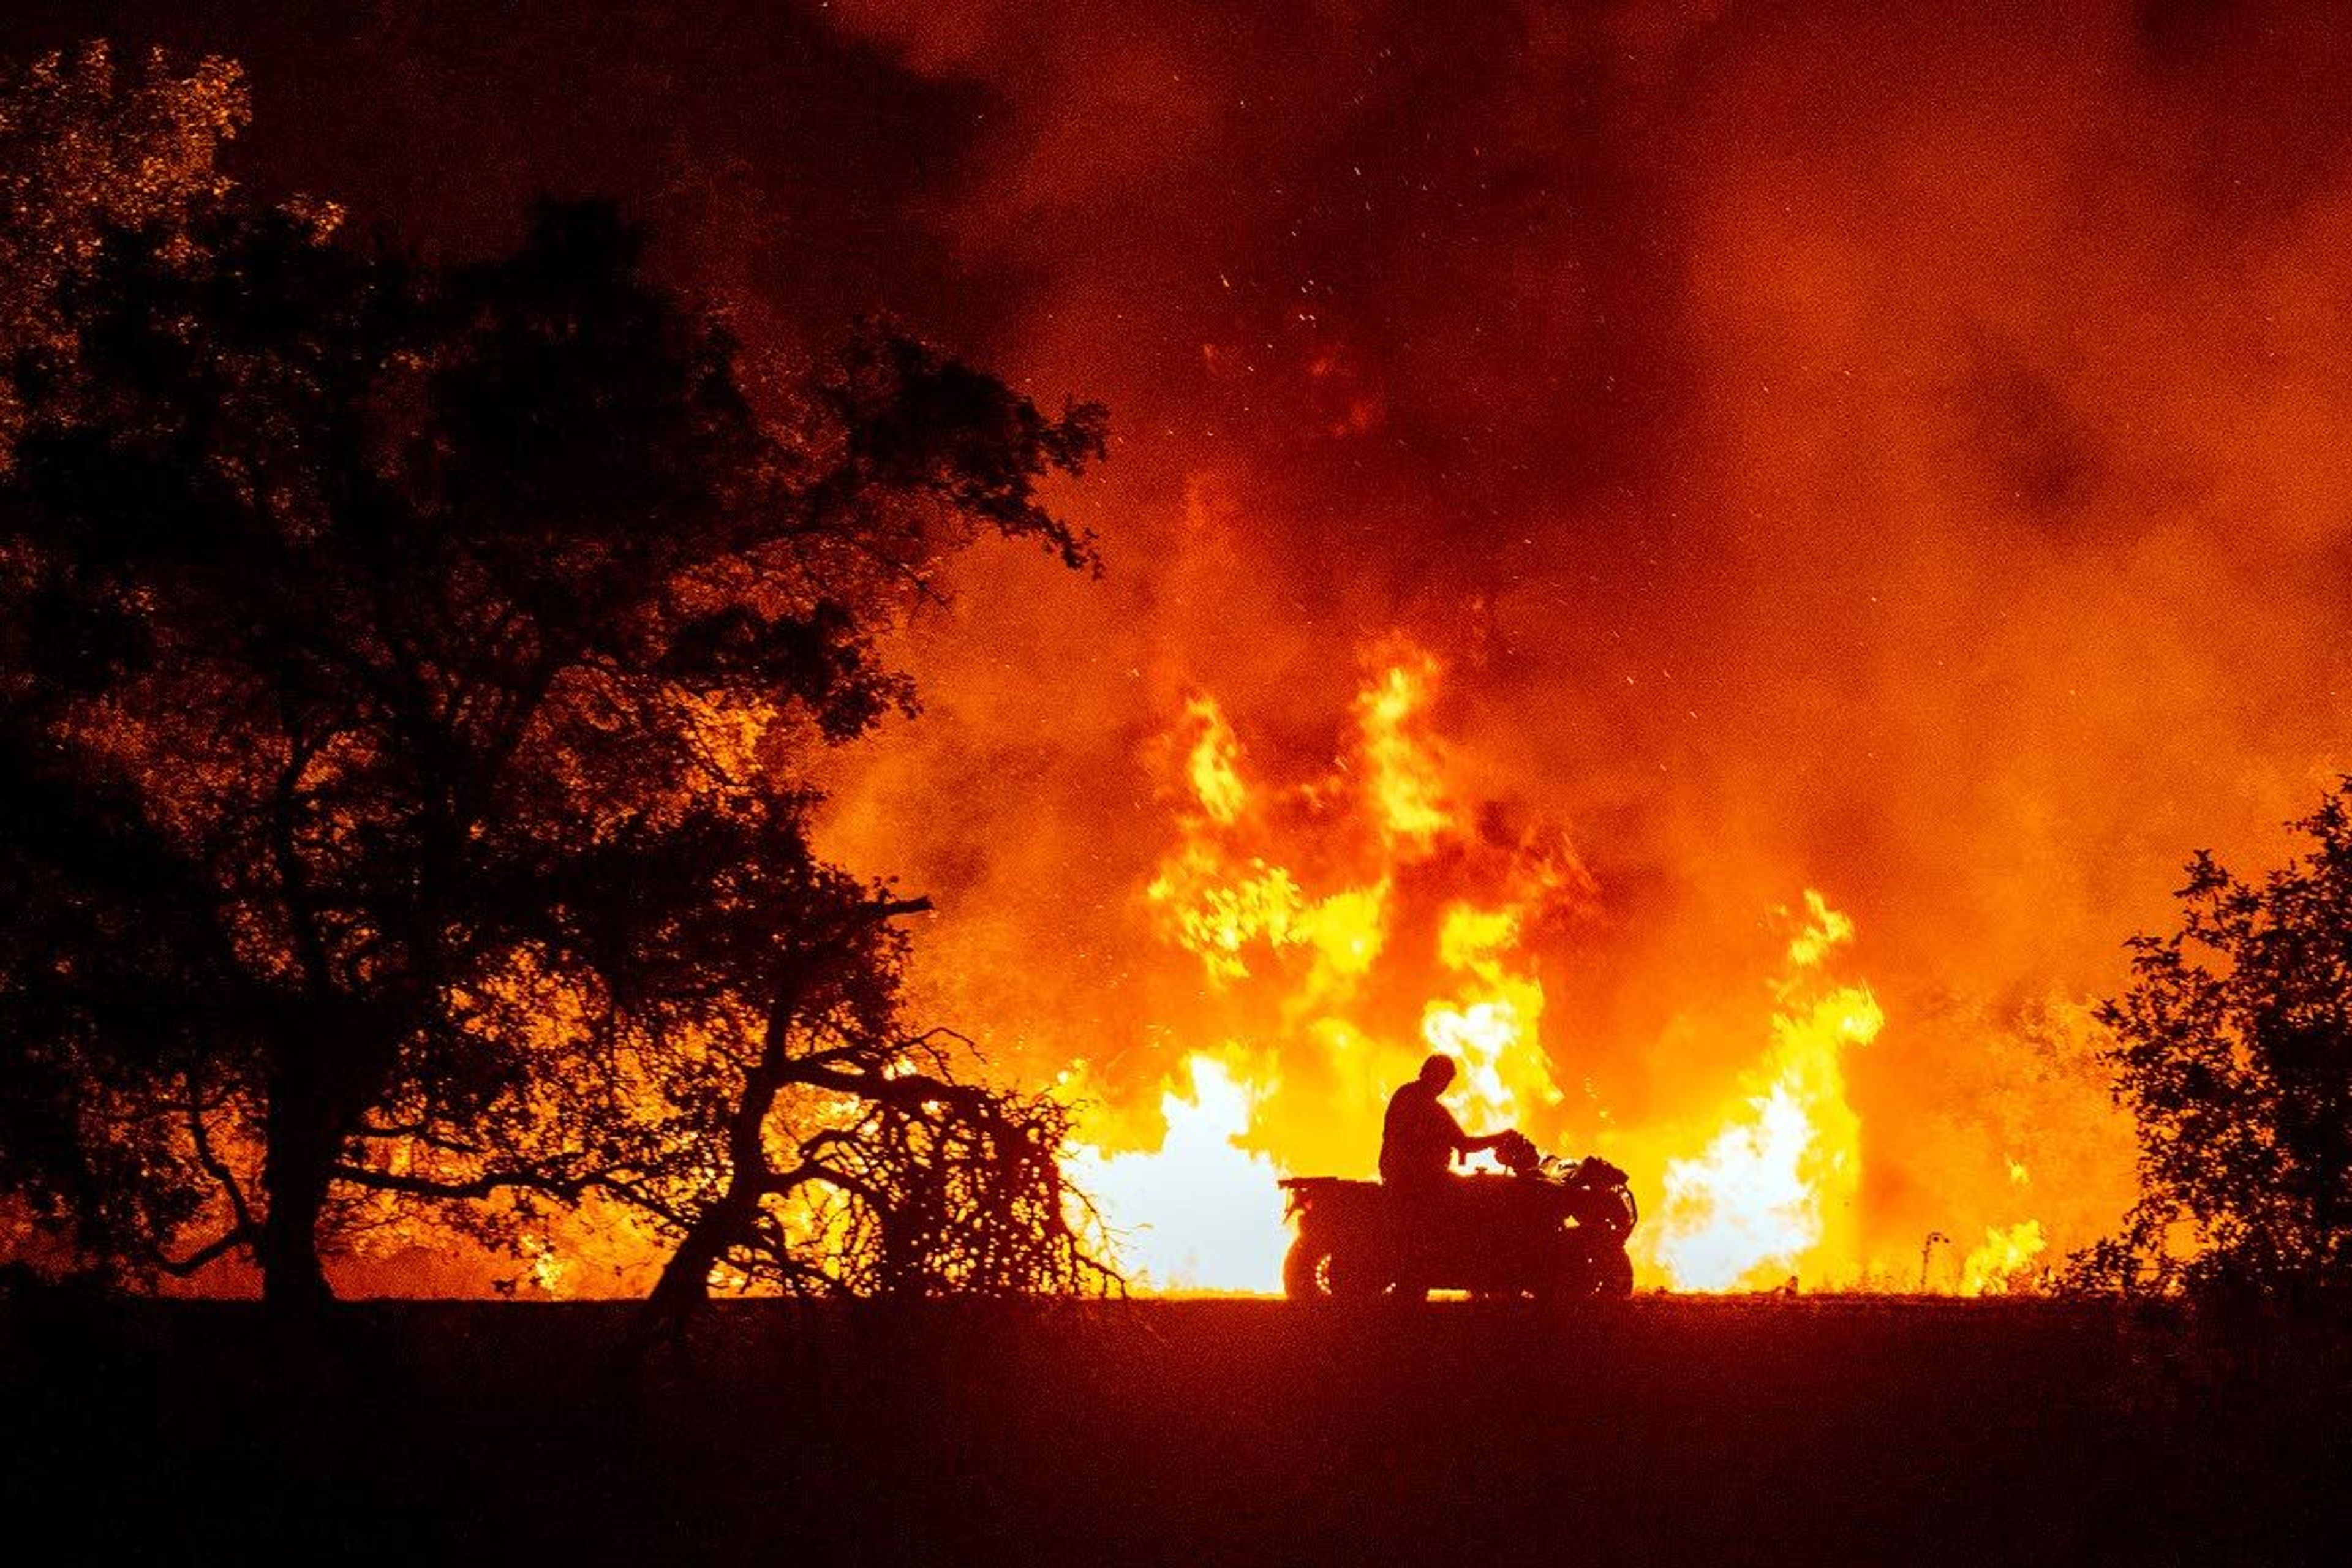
xmin=1066 ymin=1057 xmax=1292 ymax=1294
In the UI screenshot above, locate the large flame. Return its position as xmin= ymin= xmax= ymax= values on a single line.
xmin=1640 ymin=895 xmax=1883 ymax=1291
xmin=1058 ymin=647 xmax=2040 ymax=1295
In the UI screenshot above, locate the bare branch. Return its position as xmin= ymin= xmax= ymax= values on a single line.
xmin=184 ymin=1064 xmax=254 ymax=1238
xmin=152 ymin=1224 xmax=256 ymax=1278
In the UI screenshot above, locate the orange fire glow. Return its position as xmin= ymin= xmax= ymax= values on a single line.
xmin=996 ymin=648 xmax=2075 ymax=1295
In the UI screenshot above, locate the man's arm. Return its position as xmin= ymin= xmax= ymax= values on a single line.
xmin=1441 ymin=1105 xmax=1513 ymax=1160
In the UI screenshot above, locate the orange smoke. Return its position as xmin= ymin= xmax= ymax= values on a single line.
xmin=780 ymin=1 xmax=2352 ymax=1294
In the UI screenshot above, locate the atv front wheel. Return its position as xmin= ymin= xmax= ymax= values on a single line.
xmin=1544 ymin=1238 xmax=1635 ymax=1303
xmin=1590 ymin=1243 xmax=1635 ymax=1299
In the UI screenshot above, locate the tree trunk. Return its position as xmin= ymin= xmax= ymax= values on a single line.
xmin=649 ymin=1186 xmax=763 ymax=1307
xmin=648 ymin=986 xmax=816 ymax=1306
xmin=649 ymin=1040 xmax=791 ymax=1306
xmin=260 ymin=1054 xmax=337 ymax=1307
xmin=645 ymin=900 xmax=928 ymax=1308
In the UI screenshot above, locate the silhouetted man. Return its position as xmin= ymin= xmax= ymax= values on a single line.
xmin=1378 ymin=1054 xmax=1515 ymax=1296
xmin=1379 ymin=1053 xmax=1513 ymax=1188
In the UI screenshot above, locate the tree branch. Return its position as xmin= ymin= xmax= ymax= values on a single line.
xmin=152 ymin=1224 xmax=257 ymax=1278
xmin=184 ymin=1064 xmax=254 ymax=1238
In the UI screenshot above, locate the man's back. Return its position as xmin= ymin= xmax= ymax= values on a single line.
xmin=1379 ymin=1078 xmax=1463 ymax=1186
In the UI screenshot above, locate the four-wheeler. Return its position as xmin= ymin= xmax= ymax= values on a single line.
xmin=1279 ymin=1133 xmax=1638 ymax=1302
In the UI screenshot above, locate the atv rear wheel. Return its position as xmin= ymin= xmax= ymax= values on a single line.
xmin=1284 ymin=1237 xmax=1385 ymax=1300
xmin=1283 ymin=1237 xmax=1331 ymax=1300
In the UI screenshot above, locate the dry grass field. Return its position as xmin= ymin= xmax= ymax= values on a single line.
xmin=2 ymin=1295 xmax=2343 ymax=1566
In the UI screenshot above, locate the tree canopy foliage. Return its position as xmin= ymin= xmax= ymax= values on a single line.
xmin=0 ymin=42 xmax=252 ymax=462
xmin=0 ymin=43 xmax=1110 ymax=1303
xmin=2081 ymin=782 xmax=2352 ymax=1298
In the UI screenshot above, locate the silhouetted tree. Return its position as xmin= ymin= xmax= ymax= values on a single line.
xmin=2081 ymin=782 xmax=2352 ymax=1297
xmin=0 ymin=62 xmax=1107 ymax=1302
xmin=632 ymin=880 xmax=1110 ymax=1305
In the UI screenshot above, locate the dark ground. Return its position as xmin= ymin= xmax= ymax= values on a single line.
xmin=1 ymin=1294 xmax=2345 ymax=1566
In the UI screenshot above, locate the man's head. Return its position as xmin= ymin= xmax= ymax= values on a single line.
xmin=1417 ymin=1054 xmax=1458 ymax=1092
